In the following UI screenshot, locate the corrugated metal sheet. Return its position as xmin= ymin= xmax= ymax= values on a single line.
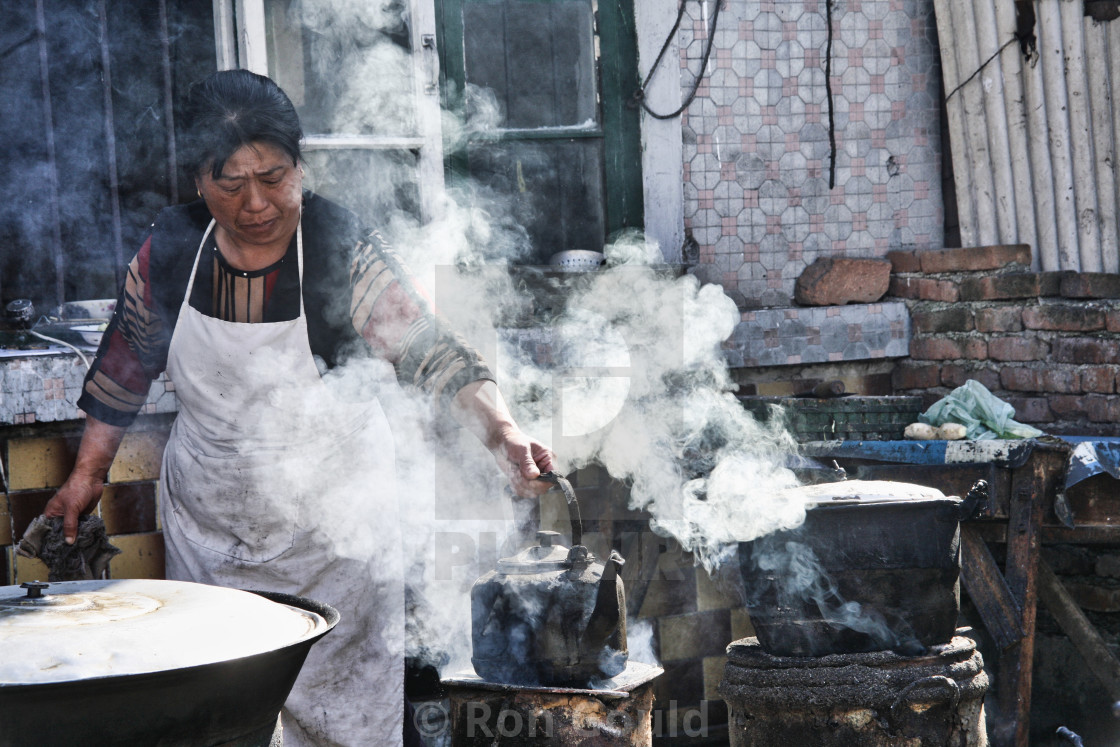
xmin=935 ymin=0 xmax=1120 ymax=272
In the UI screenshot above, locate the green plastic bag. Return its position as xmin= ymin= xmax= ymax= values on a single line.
xmin=919 ymin=380 xmax=1044 ymax=440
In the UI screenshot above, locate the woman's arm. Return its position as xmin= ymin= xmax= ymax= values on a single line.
xmin=42 ymin=416 xmax=128 ymax=544
xmin=79 ymin=240 xmax=171 ymax=426
xmin=347 ymin=234 xmax=555 ymax=491
xmin=451 ymin=380 xmax=555 ymax=497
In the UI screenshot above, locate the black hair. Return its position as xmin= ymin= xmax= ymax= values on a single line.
xmin=181 ymin=69 xmax=303 ymax=180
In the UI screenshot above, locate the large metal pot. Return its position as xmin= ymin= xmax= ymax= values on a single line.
xmin=738 ymin=480 xmax=986 ymax=657
xmin=0 ymin=578 xmax=339 ymax=746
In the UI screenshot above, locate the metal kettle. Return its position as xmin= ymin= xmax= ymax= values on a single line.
xmin=470 ymin=472 xmax=628 ymax=687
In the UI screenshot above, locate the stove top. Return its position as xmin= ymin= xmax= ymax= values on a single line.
xmin=442 ymin=660 xmax=662 ymax=699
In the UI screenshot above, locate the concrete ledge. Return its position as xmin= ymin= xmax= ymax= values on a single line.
xmin=723 ymin=302 xmax=911 ymax=368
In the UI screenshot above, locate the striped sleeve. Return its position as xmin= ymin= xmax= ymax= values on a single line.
xmin=77 ymin=238 xmax=170 ymax=425
xmin=349 ymin=231 xmax=493 ymax=410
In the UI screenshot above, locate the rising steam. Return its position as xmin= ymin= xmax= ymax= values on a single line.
xmin=222 ymin=0 xmax=820 ymax=679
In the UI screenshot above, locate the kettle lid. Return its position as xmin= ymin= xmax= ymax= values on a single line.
xmin=496 ymin=530 xmax=578 ymax=574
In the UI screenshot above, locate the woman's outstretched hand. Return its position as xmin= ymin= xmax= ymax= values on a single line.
xmin=488 ymin=425 xmax=556 ymax=498
xmin=451 ymin=380 xmax=556 ymax=498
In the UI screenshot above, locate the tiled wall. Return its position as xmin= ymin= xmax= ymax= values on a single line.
xmin=1 ymin=353 xmax=174 ymax=585
xmin=682 ymin=0 xmax=943 ymax=308
xmin=0 ymin=354 xmax=177 ymax=425
xmin=2 ymin=421 xmax=170 ymax=585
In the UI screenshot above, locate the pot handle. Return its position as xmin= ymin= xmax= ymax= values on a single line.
xmin=958 ymin=479 xmax=989 ymax=521
xmin=887 ymin=675 xmax=960 ymax=730
xmin=537 ymin=471 xmax=583 ymax=548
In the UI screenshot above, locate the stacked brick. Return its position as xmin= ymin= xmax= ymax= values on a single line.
xmin=1 ymin=424 xmax=169 ymax=585
xmin=888 ymin=244 xmax=1120 ymax=435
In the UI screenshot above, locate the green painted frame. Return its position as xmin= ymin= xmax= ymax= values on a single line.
xmin=435 ymin=0 xmax=644 ymax=246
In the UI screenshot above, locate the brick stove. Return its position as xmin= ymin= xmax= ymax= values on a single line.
xmin=441 ymin=661 xmax=662 ymax=745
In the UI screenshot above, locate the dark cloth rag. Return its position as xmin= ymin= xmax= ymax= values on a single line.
xmin=16 ymin=514 xmax=122 ymax=581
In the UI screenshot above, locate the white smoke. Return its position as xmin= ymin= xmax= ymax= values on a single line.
xmin=503 ymin=237 xmax=806 ymax=570
xmin=275 ymin=0 xmax=814 ymax=679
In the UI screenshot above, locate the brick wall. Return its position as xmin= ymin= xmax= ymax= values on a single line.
xmin=888 ymin=245 xmax=1120 ymax=435
xmin=1 ymin=417 xmax=170 ymax=585
xmin=682 ymin=0 xmax=944 ymax=308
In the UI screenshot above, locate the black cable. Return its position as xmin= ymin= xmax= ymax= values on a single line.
xmin=826 ymin=0 xmax=837 ymax=189
xmin=630 ymin=0 xmax=722 ymax=120
xmin=944 ymin=37 xmax=1018 ymax=103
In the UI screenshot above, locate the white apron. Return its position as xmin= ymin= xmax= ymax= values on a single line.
xmin=159 ymin=220 xmax=404 ymax=746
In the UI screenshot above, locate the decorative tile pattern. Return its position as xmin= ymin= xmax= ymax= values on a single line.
xmin=682 ymin=0 xmax=943 ymax=308
xmin=0 ymin=356 xmax=176 ymax=425
xmin=723 ymin=301 xmax=911 ymax=367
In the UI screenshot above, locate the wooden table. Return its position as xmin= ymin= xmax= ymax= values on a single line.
xmin=803 ymin=437 xmax=1120 ymax=747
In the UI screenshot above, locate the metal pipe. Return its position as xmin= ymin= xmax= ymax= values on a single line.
xmin=1038 ymin=0 xmax=1081 ymax=270
xmin=972 ymin=0 xmax=1017 ymax=244
xmin=34 ymin=0 xmax=64 ymax=308
xmin=992 ymin=0 xmax=1037 ymax=261
xmin=1056 ymin=725 xmax=1085 ymax=746
xmin=97 ymin=0 xmax=125 ymax=288
xmin=1085 ymin=17 xmax=1116 ymax=273
xmin=1060 ymin=0 xmax=1101 ymax=271
xmin=934 ymin=0 xmax=977 ymax=247
xmin=1023 ymin=2 xmax=1059 ymax=271
xmin=1108 ymin=21 xmax=1120 ymax=273
xmin=158 ymin=0 xmax=179 ymax=205
xmin=953 ymin=0 xmax=997 ymax=246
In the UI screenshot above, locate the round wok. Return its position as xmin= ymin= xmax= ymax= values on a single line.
xmin=0 ymin=590 xmax=339 ymax=747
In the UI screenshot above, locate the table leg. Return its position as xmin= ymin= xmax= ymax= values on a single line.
xmin=995 ymin=452 xmax=1060 ymax=747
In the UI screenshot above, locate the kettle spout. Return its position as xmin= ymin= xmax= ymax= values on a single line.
xmin=580 ymin=551 xmax=627 ymax=663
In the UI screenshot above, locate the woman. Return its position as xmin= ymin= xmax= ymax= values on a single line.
xmin=44 ymin=69 xmax=553 ymax=745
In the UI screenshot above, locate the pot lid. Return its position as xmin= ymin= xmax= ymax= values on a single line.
xmin=784 ymin=479 xmax=955 ymax=507
xmin=496 ymin=530 xmax=576 ymax=574
xmin=0 ymin=579 xmax=331 ymax=686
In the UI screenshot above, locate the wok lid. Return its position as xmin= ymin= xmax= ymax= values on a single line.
xmin=0 ymin=579 xmax=334 ymax=686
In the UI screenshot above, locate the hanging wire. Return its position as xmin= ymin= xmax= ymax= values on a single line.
xmin=630 ymin=0 xmax=723 ymax=120
xmin=826 ymin=0 xmax=837 ymax=189
xmin=944 ymin=37 xmax=1018 ymax=103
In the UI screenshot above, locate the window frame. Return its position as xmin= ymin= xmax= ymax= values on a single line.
xmin=215 ymin=0 xmax=684 ymax=259
xmin=435 ymin=0 xmax=644 ymax=256
xmin=213 ymin=0 xmax=446 ymax=222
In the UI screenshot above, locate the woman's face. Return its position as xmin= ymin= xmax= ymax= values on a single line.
xmin=196 ymin=142 xmax=303 ymax=251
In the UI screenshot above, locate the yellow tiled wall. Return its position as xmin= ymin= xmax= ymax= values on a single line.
xmin=2 ymin=419 xmax=171 ymax=586
xmin=6 ymin=436 xmax=78 ymax=492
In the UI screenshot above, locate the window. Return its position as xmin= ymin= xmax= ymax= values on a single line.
xmin=226 ymin=0 xmax=642 ymax=265
xmin=1 ymin=2 xmax=214 ymax=308
xmin=437 ymin=0 xmax=643 ymax=264
xmin=222 ymin=0 xmax=445 ymax=224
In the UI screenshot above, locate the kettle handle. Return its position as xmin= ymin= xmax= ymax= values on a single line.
xmin=537 ymin=471 xmax=583 ymax=548
xmin=958 ymin=479 xmax=989 ymax=521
